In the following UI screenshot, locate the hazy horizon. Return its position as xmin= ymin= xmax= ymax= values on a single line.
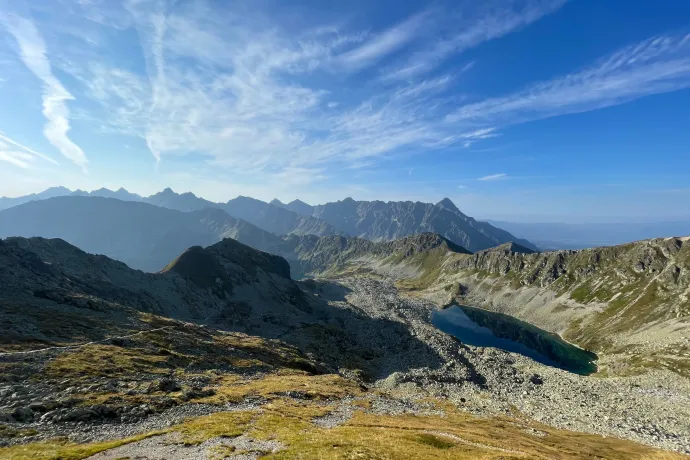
xmin=3 ymin=184 xmax=690 ymax=225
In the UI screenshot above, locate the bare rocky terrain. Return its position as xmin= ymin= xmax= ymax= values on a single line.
xmin=1 ymin=235 xmax=689 ymax=459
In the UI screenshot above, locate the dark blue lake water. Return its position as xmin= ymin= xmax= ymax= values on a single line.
xmin=432 ymin=305 xmax=597 ymax=374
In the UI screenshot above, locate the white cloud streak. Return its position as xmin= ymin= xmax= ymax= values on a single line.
xmin=384 ymin=0 xmax=568 ymax=81
xmin=447 ymin=32 xmax=690 ymax=126
xmin=478 ymin=173 xmax=507 ymax=181
xmin=0 ymin=132 xmax=59 ymax=165
xmin=0 ymin=150 xmax=32 ymax=169
xmin=0 ymin=12 xmax=88 ymax=171
xmin=337 ymin=10 xmax=430 ymax=71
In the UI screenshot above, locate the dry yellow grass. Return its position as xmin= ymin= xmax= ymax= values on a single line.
xmin=3 ymin=341 xmax=688 ymax=460
xmin=196 ymin=371 xmax=363 ymax=404
xmin=173 ymin=411 xmax=254 ymax=445
xmin=258 ymin=406 xmax=689 ymax=460
xmin=2 ymin=394 xmax=687 ymax=460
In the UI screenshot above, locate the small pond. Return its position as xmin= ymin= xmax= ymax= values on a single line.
xmin=432 ymin=305 xmax=597 ymax=375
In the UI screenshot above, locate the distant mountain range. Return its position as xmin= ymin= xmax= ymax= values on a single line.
xmin=5 ymin=187 xmax=690 ymax=252
xmin=0 ymin=187 xmax=535 ymax=253
xmin=0 ymin=196 xmax=469 ymax=275
xmin=0 ymin=186 xmax=73 ymax=210
xmin=0 ymin=197 xmax=279 ymax=271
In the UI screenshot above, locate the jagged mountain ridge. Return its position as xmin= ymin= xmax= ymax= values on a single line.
xmin=0 ymin=187 xmax=536 ymax=251
xmin=144 ymin=187 xmax=214 ymax=211
xmin=0 ymin=196 xmax=470 ymax=275
xmin=282 ymin=232 xmax=470 ymax=278
xmin=310 ymin=197 xmax=538 ymax=252
xmin=72 ymin=187 xmax=144 ymax=201
xmin=271 ymin=198 xmax=315 ymax=217
xmin=223 ymin=196 xmax=338 ymax=236
xmin=136 ymin=190 xmax=339 ymax=237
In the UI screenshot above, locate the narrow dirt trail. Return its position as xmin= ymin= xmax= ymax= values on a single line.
xmin=0 ymin=326 xmax=175 ymax=357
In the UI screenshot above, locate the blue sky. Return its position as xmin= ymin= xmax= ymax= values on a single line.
xmin=0 ymin=0 xmax=689 ymax=222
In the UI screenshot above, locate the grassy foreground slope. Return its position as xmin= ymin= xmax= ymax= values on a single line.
xmin=1 ymin=312 xmax=685 ymax=460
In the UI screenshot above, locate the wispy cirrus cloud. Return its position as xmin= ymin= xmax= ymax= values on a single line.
xmin=272 ymin=167 xmax=327 ymax=186
xmin=447 ymin=32 xmax=690 ymax=126
xmin=0 ymin=11 xmax=88 ymax=171
xmin=478 ymin=173 xmax=507 ymax=181
xmin=0 ymin=150 xmax=34 ymax=169
xmin=383 ymin=0 xmax=568 ymax=81
xmin=72 ymin=3 xmax=471 ymax=173
xmin=16 ymin=0 xmax=690 ymax=189
xmin=0 ymin=132 xmax=59 ymax=166
xmin=336 ymin=10 xmax=430 ymax=71
xmin=0 ymin=132 xmax=59 ymax=170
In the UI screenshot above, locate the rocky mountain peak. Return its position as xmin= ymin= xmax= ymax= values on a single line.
xmin=435 ymin=197 xmax=460 ymax=213
xmin=47 ymin=186 xmax=72 ymax=194
xmin=207 ymin=237 xmax=292 ymax=279
xmin=285 ymin=199 xmax=314 ymax=217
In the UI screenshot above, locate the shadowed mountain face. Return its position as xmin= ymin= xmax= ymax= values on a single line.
xmin=0 ymin=236 xmax=443 ymax=379
xmin=0 ymin=197 xmax=283 ymax=272
xmin=311 ymin=197 xmax=538 ymax=252
xmin=222 ymin=196 xmax=337 ymax=236
xmin=0 ymin=236 xmax=312 ymax=343
xmin=271 ymin=198 xmax=315 ymax=217
xmin=281 ymin=232 xmax=470 ymax=278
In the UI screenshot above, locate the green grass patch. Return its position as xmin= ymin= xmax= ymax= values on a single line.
xmin=0 ymin=431 xmax=165 ymax=460
xmin=413 ymin=433 xmax=456 ymax=449
xmin=0 ymin=425 xmax=38 ymax=439
xmin=173 ymin=411 xmax=254 ymax=445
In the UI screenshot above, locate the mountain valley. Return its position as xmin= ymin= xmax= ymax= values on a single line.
xmin=0 ymin=192 xmax=689 ymax=459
